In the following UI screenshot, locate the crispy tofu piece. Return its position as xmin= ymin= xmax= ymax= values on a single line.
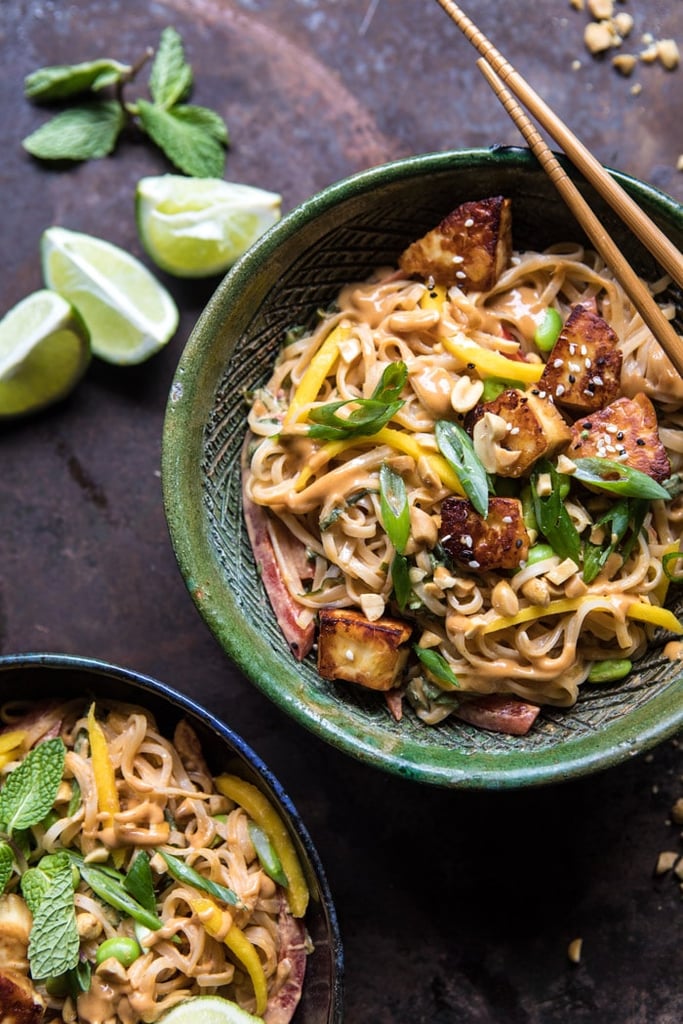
xmin=568 ymin=392 xmax=671 ymax=482
xmin=439 ymin=496 xmax=530 ymax=571
xmin=539 ymin=304 xmax=622 ymax=414
xmin=0 ymin=895 xmax=32 ymax=974
xmin=0 ymin=970 xmax=44 ymax=1024
xmin=317 ymin=608 xmax=412 ymax=691
xmin=398 ymin=196 xmax=512 ymax=290
xmin=467 ymin=388 xmax=572 ymax=477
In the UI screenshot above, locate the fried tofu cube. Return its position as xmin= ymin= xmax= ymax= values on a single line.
xmin=398 ymin=195 xmax=512 ymax=290
xmin=439 ymin=496 xmax=530 ymax=571
xmin=568 ymin=392 xmax=671 ymax=482
xmin=317 ymin=608 xmax=412 ymax=691
xmin=539 ymin=304 xmax=622 ymax=414
xmin=466 ymin=388 xmax=572 ymax=477
xmin=0 ymin=970 xmax=44 ymax=1024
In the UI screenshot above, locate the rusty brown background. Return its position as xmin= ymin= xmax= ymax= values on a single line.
xmin=1 ymin=1 xmax=682 ymax=1021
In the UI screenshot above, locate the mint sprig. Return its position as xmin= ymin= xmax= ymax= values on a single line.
xmin=25 ymin=853 xmax=80 ymax=981
xmin=0 ymin=843 xmax=13 ymax=892
xmin=0 ymin=737 xmax=65 ymax=834
xmin=22 ymin=26 xmax=228 ymax=177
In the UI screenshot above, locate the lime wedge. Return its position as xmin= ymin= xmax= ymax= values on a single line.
xmin=41 ymin=226 xmax=179 ymax=365
xmin=158 ymin=996 xmax=265 ymax=1024
xmin=135 ymin=175 xmax=282 ymax=278
xmin=0 ymin=289 xmax=90 ymax=418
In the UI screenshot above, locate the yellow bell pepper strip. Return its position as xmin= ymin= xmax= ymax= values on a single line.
xmin=215 ymin=774 xmax=309 ymax=918
xmin=442 ymin=335 xmax=544 ymax=385
xmin=0 ymin=730 xmax=26 ymax=770
xmin=419 ymin=284 xmax=448 ymax=311
xmin=191 ymin=897 xmax=268 ymax=1016
xmin=294 ymin=427 xmax=464 ymax=496
xmin=87 ymin=702 xmax=124 ymax=853
xmin=481 ymin=595 xmax=683 ymax=636
xmin=284 ymin=324 xmax=351 ymax=426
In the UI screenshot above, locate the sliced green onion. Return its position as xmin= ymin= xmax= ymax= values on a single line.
xmin=534 ymin=307 xmax=563 ymax=352
xmin=435 ymin=419 xmax=489 ymax=517
xmin=572 ymin=458 xmax=670 ymax=500
xmin=307 ymin=361 xmax=407 ymax=440
xmin=662 ymin=549 xmax=683 ymax=583
xmin=530 ymin=460 xmax=581 ymax=563
xmin=413 ymin=646 xmax=460 ymax=689
xmin=379 ymin=463 xmax=410 ymax=554
xmin=123 ymin=851 xmax=157 ymax=915
xmin=157 ymin=849 xmax=243 ymax=908
xmin=391 ymin=552 xmax=412 ymax=611
xmin=248 ymin=822 xmax=288 ymax=887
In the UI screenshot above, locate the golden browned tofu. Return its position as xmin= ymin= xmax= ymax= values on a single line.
xmin=0 ymin=895 xmax=32 ymax=974
xmin=439 ymin=496 xmax=530 ymax=571
xmin=398 ymin=196 xmax=512 ymax=290
xmin=467 ymin=388 xmax=572 ymax=477
xmin=0 ymin=970 xmax=44 ymax=1024
xmin=568 ymin=393 xmax=671 ymax=482
xmin=317 ymin=608 xmax=412 ymax=691
xmin=539 ymin=304 xmax=622 ymax=415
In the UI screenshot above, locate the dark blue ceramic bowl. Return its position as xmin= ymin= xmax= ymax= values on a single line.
xmin=0 ymin=652 xmax=343 ymax=1024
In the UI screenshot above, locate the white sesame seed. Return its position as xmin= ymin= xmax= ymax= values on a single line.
xmin=605 ymin=424 xmax=618 ymax=434
xmin=469 ymin=560 xmax=480 ymax=568
xmin=580 ymin=345 xmax=588 ymax=356
xmin=502 ymin=515 xmax=513 ymax=523
xmin=592 ymin=376 xmax=603 ymax=386
xmin=455 ymin=270 xmax=467 ymax=280
xmin=345 ymin=648 xmax=355 ymax=662
xmin=553 ymin=358 xmax=564 ymax=368
xmin=569 ymin=344 xmax=576 ymax=355
xmin=556 ymin=384 xmax=565 ymax=396
xmin=584 ymin=357 xmax=592 ymax=368
xmin=464 ymin=218 xmax=474 ymax=227
xmin=510 ymin=426 xmax=520 ymax=435
xmin=462 ymin=534 xmax=473 ymax=547
xmin=569 ymin=362 xmax=581 ymax=373
xmin=452 ymin=255 xmax=464 ymax=263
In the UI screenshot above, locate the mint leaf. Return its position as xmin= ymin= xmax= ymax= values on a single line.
xmin=24 ymin=59 xmax=131 ymax=101
xmin=0 ymin=738 xmax=65 ymax=834
xmin=27 ymin=857 xmax=79 ymax=980
xmin=0 ymin=843 xmax=13 ymax=892
xmin=22 ymin=852 xmax=72 ymax=914
xmin=137 ymin=99 xmax=226 ymax=177
xmin=22 ymin=101 xmax=125 ymax=161
xmin=172 ymin=104 xmax=229 ymax=145
xmin=149 ymin=26 xmax=193 ymax=108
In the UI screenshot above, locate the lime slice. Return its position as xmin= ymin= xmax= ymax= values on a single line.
xmin=0 ymin=289 xmax=90 ymax=418
xmin=135 ymin=175 xmax=282 ymax=278
xmin=41 ymin=226 xmax=179 ymax=365
xmin=158 ymin=996 xmax=265 ymax=1024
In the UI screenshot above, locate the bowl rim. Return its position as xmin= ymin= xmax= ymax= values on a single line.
xmin=0 ymin=651 xmax=345 ymax=1017
xmin=162 ymin=146 xmax=683 ymax=789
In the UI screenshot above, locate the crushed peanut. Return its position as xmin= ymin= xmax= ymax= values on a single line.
xmin=567 ymin=937 xmax=583 ymax=963
xmin=655 ymin=850 xmax=680 ymax=875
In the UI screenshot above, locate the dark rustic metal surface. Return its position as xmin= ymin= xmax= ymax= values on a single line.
xmin=1 ymin=1 xmax=682 ymax=1021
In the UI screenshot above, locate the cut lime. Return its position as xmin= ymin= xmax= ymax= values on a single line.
xmin=0 ymin=289 xmax=90 ymax=418
xmin=41 ymin=226 xmax=179 ymax=365
xmin=158 ymin=996 xmax=265 ymax=1024
xmin=135 ymin=175 xmax=282 ymax=278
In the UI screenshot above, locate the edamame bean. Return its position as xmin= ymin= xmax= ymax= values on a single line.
xmin=534 ymin=307 xmax=563 ymax=352
xmin=95 ymin=936 xmax=141 ymax=968
xmin=526 ymin=543 xmax=556 ymax=566
xmin=587 ymin=659 xmax=632 ymax=683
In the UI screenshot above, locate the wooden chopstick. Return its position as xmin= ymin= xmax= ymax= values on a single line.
xmin=476 ymin=58 xmax=683 ymax=378
xmin=433 ymin=0 xmax=683 ymax=292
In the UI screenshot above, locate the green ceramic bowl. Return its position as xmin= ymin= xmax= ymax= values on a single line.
xmin=162 ymin=147 xmax=683 ymax=789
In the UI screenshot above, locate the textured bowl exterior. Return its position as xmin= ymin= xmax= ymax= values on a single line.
xmin=162 ymin=147 xmax=683 ymax=789
xmin=0 ymin=653 xmax=343 ymax=1023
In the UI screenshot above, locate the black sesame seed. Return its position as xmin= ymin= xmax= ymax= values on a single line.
xmin=616 ymin=431 xmax=624 ymax=440
xmin=467 ymin=362 xmax=475 ymax=370
xmin=515 ymin=538 xmax=523 ymax=548
xmin=568 ymin=374 xmax=576 ymax=384
xmin=636 ymin=438 xmax=646 ymax=446
xmin=582 ymin=421 xmax=592 ymax=429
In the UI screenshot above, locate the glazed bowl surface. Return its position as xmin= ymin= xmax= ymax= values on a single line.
xmin=0 ymin=652 xmax=343 ymax=1023
xmin=162 ymin=147 xmax=683 ymax=789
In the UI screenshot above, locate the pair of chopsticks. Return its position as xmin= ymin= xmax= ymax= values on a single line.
xmin=434 ymin=0 xmax=683 ymax=377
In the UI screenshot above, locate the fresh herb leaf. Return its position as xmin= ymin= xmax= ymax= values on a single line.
xmin=379 ymin=463 xmax=410 ymax=554
xmin=24 ymin=59 xmax=131 ymax=101
xmin=0 ymin=843 xmax=13 ymax=892
xmin=435 ymin=420 xmax=489 ymax=517
xmin=391 ymin=552 xmax=412 ymax=611
xmin=0 ymin=738 xmax=65 ymax=835
xmin=26 ymin=855 xmax=79 ymax=981
xmin=149 ymin=26 xmax=193 ymax=108
xmin=69 ymin=854 xmax=163 ymax=931
xmin=22 ymin=101 xmax=125 ymax=161
xmin=308 ymin=361 xmax=407 ymax=441
xmin=137 ymin=100 xmax=227 ymax=177
xmin=572 ymin=458 xmax=670 ymax=500
xmin=21 ymin=852 xmax=72 ymax=914
xmin=65 ymin=960 xmax=92 ymax=998
xmin=124 ymin=851 xmax=157 ymax=915
xmin=413 ymin=646 xmax=460 ymax=689
xmin=158 ymin=848 xmax=243 ymax=907
xmin=582 ymin=498 xmax=633 ymax=584
xmin=530 ymin=460 xmax=582 ymax=563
